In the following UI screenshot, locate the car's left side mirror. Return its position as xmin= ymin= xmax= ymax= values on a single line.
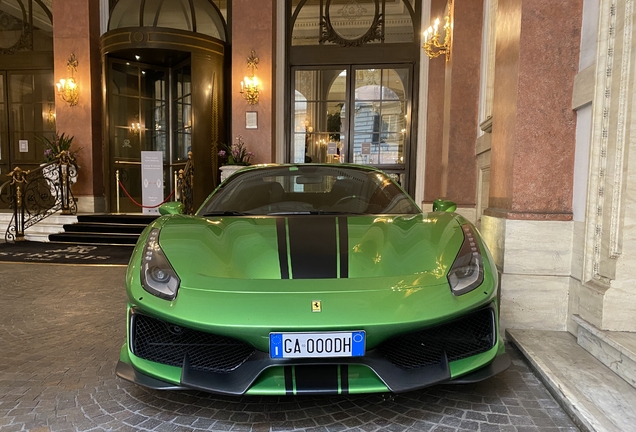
xmin=432 ymin=199 xmax=457 ymax=212
xmin=159 ymin=202 xmax=184 ymax=215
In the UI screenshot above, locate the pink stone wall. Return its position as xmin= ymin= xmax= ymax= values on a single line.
xmin=52 ymin=0 xmax=103 ymax=198
xmin=423 ymin=0 xmax=449 ymax=203
xmin=488 ymin=0 xmax=582 ymax=220
xmin=231 ymin=0 xmax=276 ymax=163
xmin=425 ymin=0 xmax=483 ymax=206
xmin=444 ymin=0 xmax=483 ymax=206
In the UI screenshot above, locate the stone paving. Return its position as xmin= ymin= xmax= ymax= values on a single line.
xmin=0 ymin=263 xmax=580 ymax=432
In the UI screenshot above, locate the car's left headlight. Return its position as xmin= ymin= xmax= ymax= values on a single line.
xmin=447 ymin=223 xmax=484 ymax=296
xmin=140 ymin=228 xmax=180 ymax=300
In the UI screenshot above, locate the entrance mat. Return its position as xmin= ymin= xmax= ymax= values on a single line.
xmin=0 ymin=242 xmax=133 ymax=265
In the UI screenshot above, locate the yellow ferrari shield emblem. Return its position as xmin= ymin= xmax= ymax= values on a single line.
xmin=312 ymin=300 xmax=322 ymax=312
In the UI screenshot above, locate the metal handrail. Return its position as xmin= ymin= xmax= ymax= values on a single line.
xmin=0 ymin=152 xmax=78 ymax=242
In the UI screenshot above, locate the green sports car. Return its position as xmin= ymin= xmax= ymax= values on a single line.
xmin=116 ymin=164 xmax=510 ymax=395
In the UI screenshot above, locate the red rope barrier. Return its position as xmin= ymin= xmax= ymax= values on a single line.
xmin=117 ymin=180 xmax=176 ymax=208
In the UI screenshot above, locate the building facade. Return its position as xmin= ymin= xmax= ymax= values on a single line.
xmin=0 ymin=0 xmax=634 ymax=384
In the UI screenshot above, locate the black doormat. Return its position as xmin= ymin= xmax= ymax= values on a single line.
xmin=0 ymin=242 xmax=133 ymax=265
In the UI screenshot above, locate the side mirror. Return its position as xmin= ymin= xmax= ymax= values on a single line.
xmin=432 ymin=199 xmax=457 ymax=213
xmin=159 ymin=202 xmax=184 ymax=215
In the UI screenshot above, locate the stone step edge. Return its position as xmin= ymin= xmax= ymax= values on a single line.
xmin=506 ymin=328 xmax=631 ymax=432
xmin=573 ymin=314 xmax=636 ymax=389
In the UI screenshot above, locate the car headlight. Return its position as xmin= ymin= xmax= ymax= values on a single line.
xmin=447 ymin=223 xmax=484 ymax=296
xmin=140 ymin=228 xmax=180 ymax=300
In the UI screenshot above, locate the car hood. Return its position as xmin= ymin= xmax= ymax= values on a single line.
xmin=154 ymin=213 xmax=463 ymax=285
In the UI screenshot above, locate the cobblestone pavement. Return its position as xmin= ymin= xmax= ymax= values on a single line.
xmin=0 ymin=263 xmax=579 ymax=432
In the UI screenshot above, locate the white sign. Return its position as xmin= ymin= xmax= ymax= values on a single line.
xmin=141 ymin=151 xmax=164 ymax=215
xmin=19 ymin=140 xmax=28 ymax=153
xmin=327 ymin=142 xmax=337 ymax=155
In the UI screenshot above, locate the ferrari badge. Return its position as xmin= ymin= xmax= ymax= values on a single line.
xmin=312 ymin=300 xmax=322 ymax=312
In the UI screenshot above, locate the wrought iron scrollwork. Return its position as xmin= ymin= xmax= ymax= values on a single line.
xmin=319 ymin=0 xmax=384 ymax=47
xmin=177 ymin=151 xmax=194 ymax=215
xmin=0 ymin=151 xmax=78 ymax=242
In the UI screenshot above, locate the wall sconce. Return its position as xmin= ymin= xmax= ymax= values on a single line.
xmin=56 ymin=54 xmax=79 ymax=106
xmin=422 ymin=0 xmax=453 ymax=61
xmin=240 ymin=50 xmax=259 ymax=105
xmin=130 ymin=122 xmax=141 ymax=135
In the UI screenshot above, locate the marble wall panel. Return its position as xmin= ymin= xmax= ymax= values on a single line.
xmin=503 ymin=220 xmax=573 ymax=276
xmin=481 ymin=215 xmax=506 ymax=270
xmin=578 ymin=284 xmax=605 ymax=329
xmin=499 ymin=274 xmax=569 ymax=331
xmin=571 ymin=221 xmax=586 ymax=282
xmin=568 ymin=278 xmax=582 ymax=335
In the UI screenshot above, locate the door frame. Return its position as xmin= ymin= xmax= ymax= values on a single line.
xmin=289 ymin=63 xmax=415 ymax=189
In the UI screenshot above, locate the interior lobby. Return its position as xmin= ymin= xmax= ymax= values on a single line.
xmin=0 ymin=0 xmax=635 ymax=430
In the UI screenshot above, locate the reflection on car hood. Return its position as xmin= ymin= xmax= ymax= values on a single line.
xmin=157 ymin=213 xmax=463 ymax=285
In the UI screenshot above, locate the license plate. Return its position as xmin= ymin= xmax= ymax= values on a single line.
xmin=269 ymin=331 xmax=365 ymax=359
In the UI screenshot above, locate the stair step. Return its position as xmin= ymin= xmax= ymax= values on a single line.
xmin=77 ymin=214 xmax=158 ymax=225
xmin=49 ymin=232 xmax=140 ymax=245
xmin=62 ymin=223 xmax=148 ymax=234
xmin=507 ymin=328 xmax=636 ymax=432
xmin=573 ymin=315 xmax=636 ymax=390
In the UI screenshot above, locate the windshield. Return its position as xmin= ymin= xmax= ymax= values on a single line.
xmin=198 ymin=165 xmax=421 ymax=216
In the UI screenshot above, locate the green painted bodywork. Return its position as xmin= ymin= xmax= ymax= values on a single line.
xmin=121 ymin=207 xmax=505 ymax=394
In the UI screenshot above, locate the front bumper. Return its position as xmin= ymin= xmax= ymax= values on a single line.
xmin=116 ymin=348 xmax=510 ymax=395
xmin=117 ymin=303 xmax=510 ymax=395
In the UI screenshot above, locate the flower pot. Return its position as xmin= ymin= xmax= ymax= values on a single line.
xmin=220 ymin=165 xmax=245 ymax=182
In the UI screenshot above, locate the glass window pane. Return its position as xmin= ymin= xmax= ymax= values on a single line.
xmin=193 ymin=0 xmax=225 ymax=40
xmin=111 ymin=63 xmax=139 ymax=96
xmin=382 ymin=69 xmax=408 ymax=100
xmin=292 ymin=69 xmax=347 ymax=164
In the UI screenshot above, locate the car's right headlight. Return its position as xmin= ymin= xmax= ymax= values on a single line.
xmin=447 ymin=223 xmax=484 ymax=296
xmin=140 ymin=228 xmax=180 ymax=300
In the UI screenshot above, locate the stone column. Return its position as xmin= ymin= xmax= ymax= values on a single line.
xmin=231 ymin=0 xmax=276 ymax=163
xmin=52 ymin=0 xmax=104 ymax=212
xmin=424 ymin=0 xmax=483 ymax=221
xmin=482 ymin=0 xmax=582 ymax=331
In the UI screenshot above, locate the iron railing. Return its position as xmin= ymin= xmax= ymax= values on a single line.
xmin=0 ymin=151 xmax=78 ymax=242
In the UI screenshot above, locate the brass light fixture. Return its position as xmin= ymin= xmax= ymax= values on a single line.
xmin=130 ymin=122 xmax=141 ymax=136
xmin=56 ymin=54 xmax=79 ymax=106
xmin=240 ymin=50 xmax=259 ymax=105
xmin=422 ymin=0 xmax=453 ymax=61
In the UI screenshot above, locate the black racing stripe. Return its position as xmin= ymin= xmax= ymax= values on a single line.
xmin=340 ymin=364 xmax=349 ymax=394
xmin=284 ymin=366 xmax=293 ymax=395
xmin=294 ymin=365 xmax=339 ymax=394
xmin=338 ymin=217 xmax=349 ymax=278
xmin=288 ymin=217 xmax=337 ymax=279
xmin=276 ymin=218 xmax=289 ymax=279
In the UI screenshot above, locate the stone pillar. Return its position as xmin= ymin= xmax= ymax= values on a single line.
xmin=424 ymin=0 xmax=483 ymax=221
xmin=231 ymin=0 xmax=276 ymax=163
xmin=482 ymin=0 xmax=582 ymax=331
xmin=52 ymin=0 xmax=104 ymax=212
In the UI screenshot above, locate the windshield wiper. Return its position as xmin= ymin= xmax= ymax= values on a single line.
xmin=202 ymin=211 xmax=249 ymax=216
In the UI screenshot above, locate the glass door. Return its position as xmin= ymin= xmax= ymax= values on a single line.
xmin=291 ymin=65 xmax=412 ymax=187
xmin=0 ymin=72 xmax=8 ymax=177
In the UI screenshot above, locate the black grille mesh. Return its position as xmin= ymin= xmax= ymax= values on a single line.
xmin=378 ymin=307 xmax=495 ymax=370
xmin=132 ymin=314 xmax=255 ymax=373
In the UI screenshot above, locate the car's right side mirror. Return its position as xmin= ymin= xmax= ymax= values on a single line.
xmin=159 ymin=202 xmax=185 ymax=215
xmin=432 ymin=199 xmax=457 ymax=212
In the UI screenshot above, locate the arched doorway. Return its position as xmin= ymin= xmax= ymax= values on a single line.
xmin=101 ymin=0 xmax=228 ymax=212
xmin=287 ymin=0 xmax=420 ymax=192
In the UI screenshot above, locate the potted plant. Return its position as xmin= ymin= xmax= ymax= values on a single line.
xmin=218 ymin=135 xmax=254 ymax=181
xmin=39 ymin=132 xmax=81 ymax=185
xmin=41 ymin=132 xmax=80 ymax=163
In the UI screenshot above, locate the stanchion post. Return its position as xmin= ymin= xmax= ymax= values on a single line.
xmin=174 ymin=170 xmax=179 ymax=201
xmin=116 ymin=169 xmax=120 ymax=214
